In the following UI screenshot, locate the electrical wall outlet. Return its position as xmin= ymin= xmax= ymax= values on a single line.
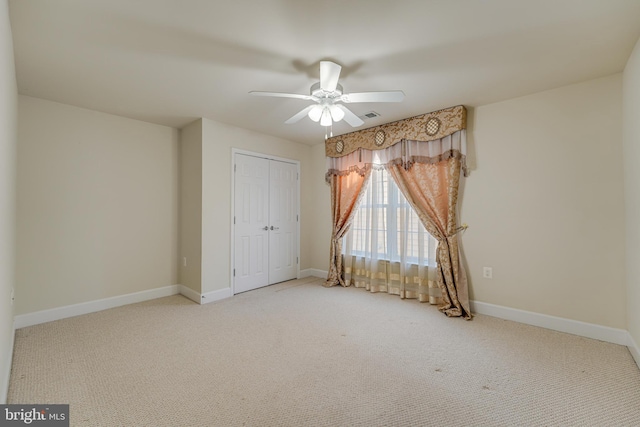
xmin=483 ymin=267 xmax=493 ymax=279
xmin=10 ymin=287 xmax=14 ymax=305
xmin=183 ymin=257 xmax=187 ymax=267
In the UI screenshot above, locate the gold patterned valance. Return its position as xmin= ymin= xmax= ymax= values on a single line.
xmin=325 ymin=105 xmax=467 ymax=158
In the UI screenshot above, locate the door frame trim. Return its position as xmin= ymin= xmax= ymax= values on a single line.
xmin=230 ymin=148 xmax=301 ymax=295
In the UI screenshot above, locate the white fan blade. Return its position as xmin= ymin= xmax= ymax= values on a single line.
xmin=285 ymin=105 xmax=316 ymax=124
xmin=320 ymin=61 xmax=341 ymax=92
xmin=249 ymin=91 xmax=317 ymax=101
xmin=341 ymin=91 xmax=405 ymax=103
xmin=337 ymin=105 xmax=364 ymax=127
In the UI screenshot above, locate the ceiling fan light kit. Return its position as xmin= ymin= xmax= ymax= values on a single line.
xmin=308 ymin=105 xmax=323 ymax=122
xmin=329 ymin=104 xmax=344 ymax=122
xmin=250 ymin=61 xmax=405 ymax=137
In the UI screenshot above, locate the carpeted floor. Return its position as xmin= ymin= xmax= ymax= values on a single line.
xmin=8 ymin=277 xmax=640 ymax=426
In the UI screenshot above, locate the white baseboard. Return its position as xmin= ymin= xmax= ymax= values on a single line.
xmin=14 ymin=285 xmax=180 ymax=329
xmin=1 ymin=321 xmax=15 ymax=404
xmin=298 ymin=269 xmax=311 ymax=278
xmin=179 ymin=285 xmax=202 ymax=304
xmin=628 ymin=332 xmax=640 ymax=369
xmin=471 ymin=300 xmax=629 ymax=346
xmin=201 ymin=287 xmax=232 ymax=304
xmin=299 ymin=269 xmax=328 ymax=279
xmin=179 ymin=285 xmax=232 ymax=305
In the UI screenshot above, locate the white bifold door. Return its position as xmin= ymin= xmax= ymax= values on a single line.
xmin=233 ymin=153 xmax=298 ymax=294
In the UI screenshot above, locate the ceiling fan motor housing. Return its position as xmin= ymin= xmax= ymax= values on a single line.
xmin=310 ymin=82 xmax=343 ymax=99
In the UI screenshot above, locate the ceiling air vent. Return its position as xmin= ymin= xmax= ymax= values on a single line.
xmin=361 ymin=111 xmax=381 ymax=120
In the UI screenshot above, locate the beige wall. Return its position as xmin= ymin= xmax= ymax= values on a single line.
xmin=623 ymin=37 xmax=640 ymax=347
xmin=308 ymin=143 xmax=332 ymax=273
xmin=200 ymin=118 xmax=313 ymax=294
xmin=179 ymin=119 xmax=203 ymax=293
xmin=463 ymin=74 xmax=625 ymax=328
xmin=0 ymin=0 xmax=17 ymax=403
xmin=16 ymin=96 xmax=179 ymax=314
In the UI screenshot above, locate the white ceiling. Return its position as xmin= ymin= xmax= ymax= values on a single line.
xmin=8 ymin=0 xmax=640 ymax=145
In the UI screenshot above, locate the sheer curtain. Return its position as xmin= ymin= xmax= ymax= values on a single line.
xmin=342 ymin=154 xmax=441 ymax=304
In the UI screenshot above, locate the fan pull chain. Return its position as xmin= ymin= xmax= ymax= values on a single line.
xmin=325 ymin=124 xmax=334 ymax=140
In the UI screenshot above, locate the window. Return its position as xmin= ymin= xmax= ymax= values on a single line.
xmin=346 ymin=166 xmax=437 ymax=267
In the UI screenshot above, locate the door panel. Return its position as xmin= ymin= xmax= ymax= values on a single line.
xmin=234 ymin=154 xmax=269 ymax=293
xmin=268 ymin=160 xmax=298 ymax=284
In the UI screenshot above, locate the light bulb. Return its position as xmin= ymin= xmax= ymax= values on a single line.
xmin=320 ymin=108 xmax=332 ymax=126
xmin=329 ymin=105 xmax=345 ymax=122
xmin=308 ymin=105 xmax=323 ymax=122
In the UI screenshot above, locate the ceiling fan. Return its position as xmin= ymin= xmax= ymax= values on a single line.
xmin=249 ymin=61 xmax=405 ymax=131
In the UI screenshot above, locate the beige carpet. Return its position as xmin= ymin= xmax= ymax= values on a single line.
xmin=8 ymin=277 xmax=640 ymax=426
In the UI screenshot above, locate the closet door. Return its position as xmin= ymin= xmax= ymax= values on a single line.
xmin=233 ymin=154 xmax=298 ymax=294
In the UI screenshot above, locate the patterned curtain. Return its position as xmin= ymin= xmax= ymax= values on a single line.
xmin=325 ymin=126 xmax=471 ymax=318
xmin=325 ymin=150 xmax=372 ymax=287
xmin=387 ymin=152 xmax=471 ymax=319
xmin=325 ymin=106 xmax=470 ymax=318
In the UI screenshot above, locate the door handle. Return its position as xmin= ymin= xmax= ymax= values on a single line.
xmin=262 ymin=226 xmax=269 ymax=231
xmin=270 ymin=226 xmax=279 ymax=231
